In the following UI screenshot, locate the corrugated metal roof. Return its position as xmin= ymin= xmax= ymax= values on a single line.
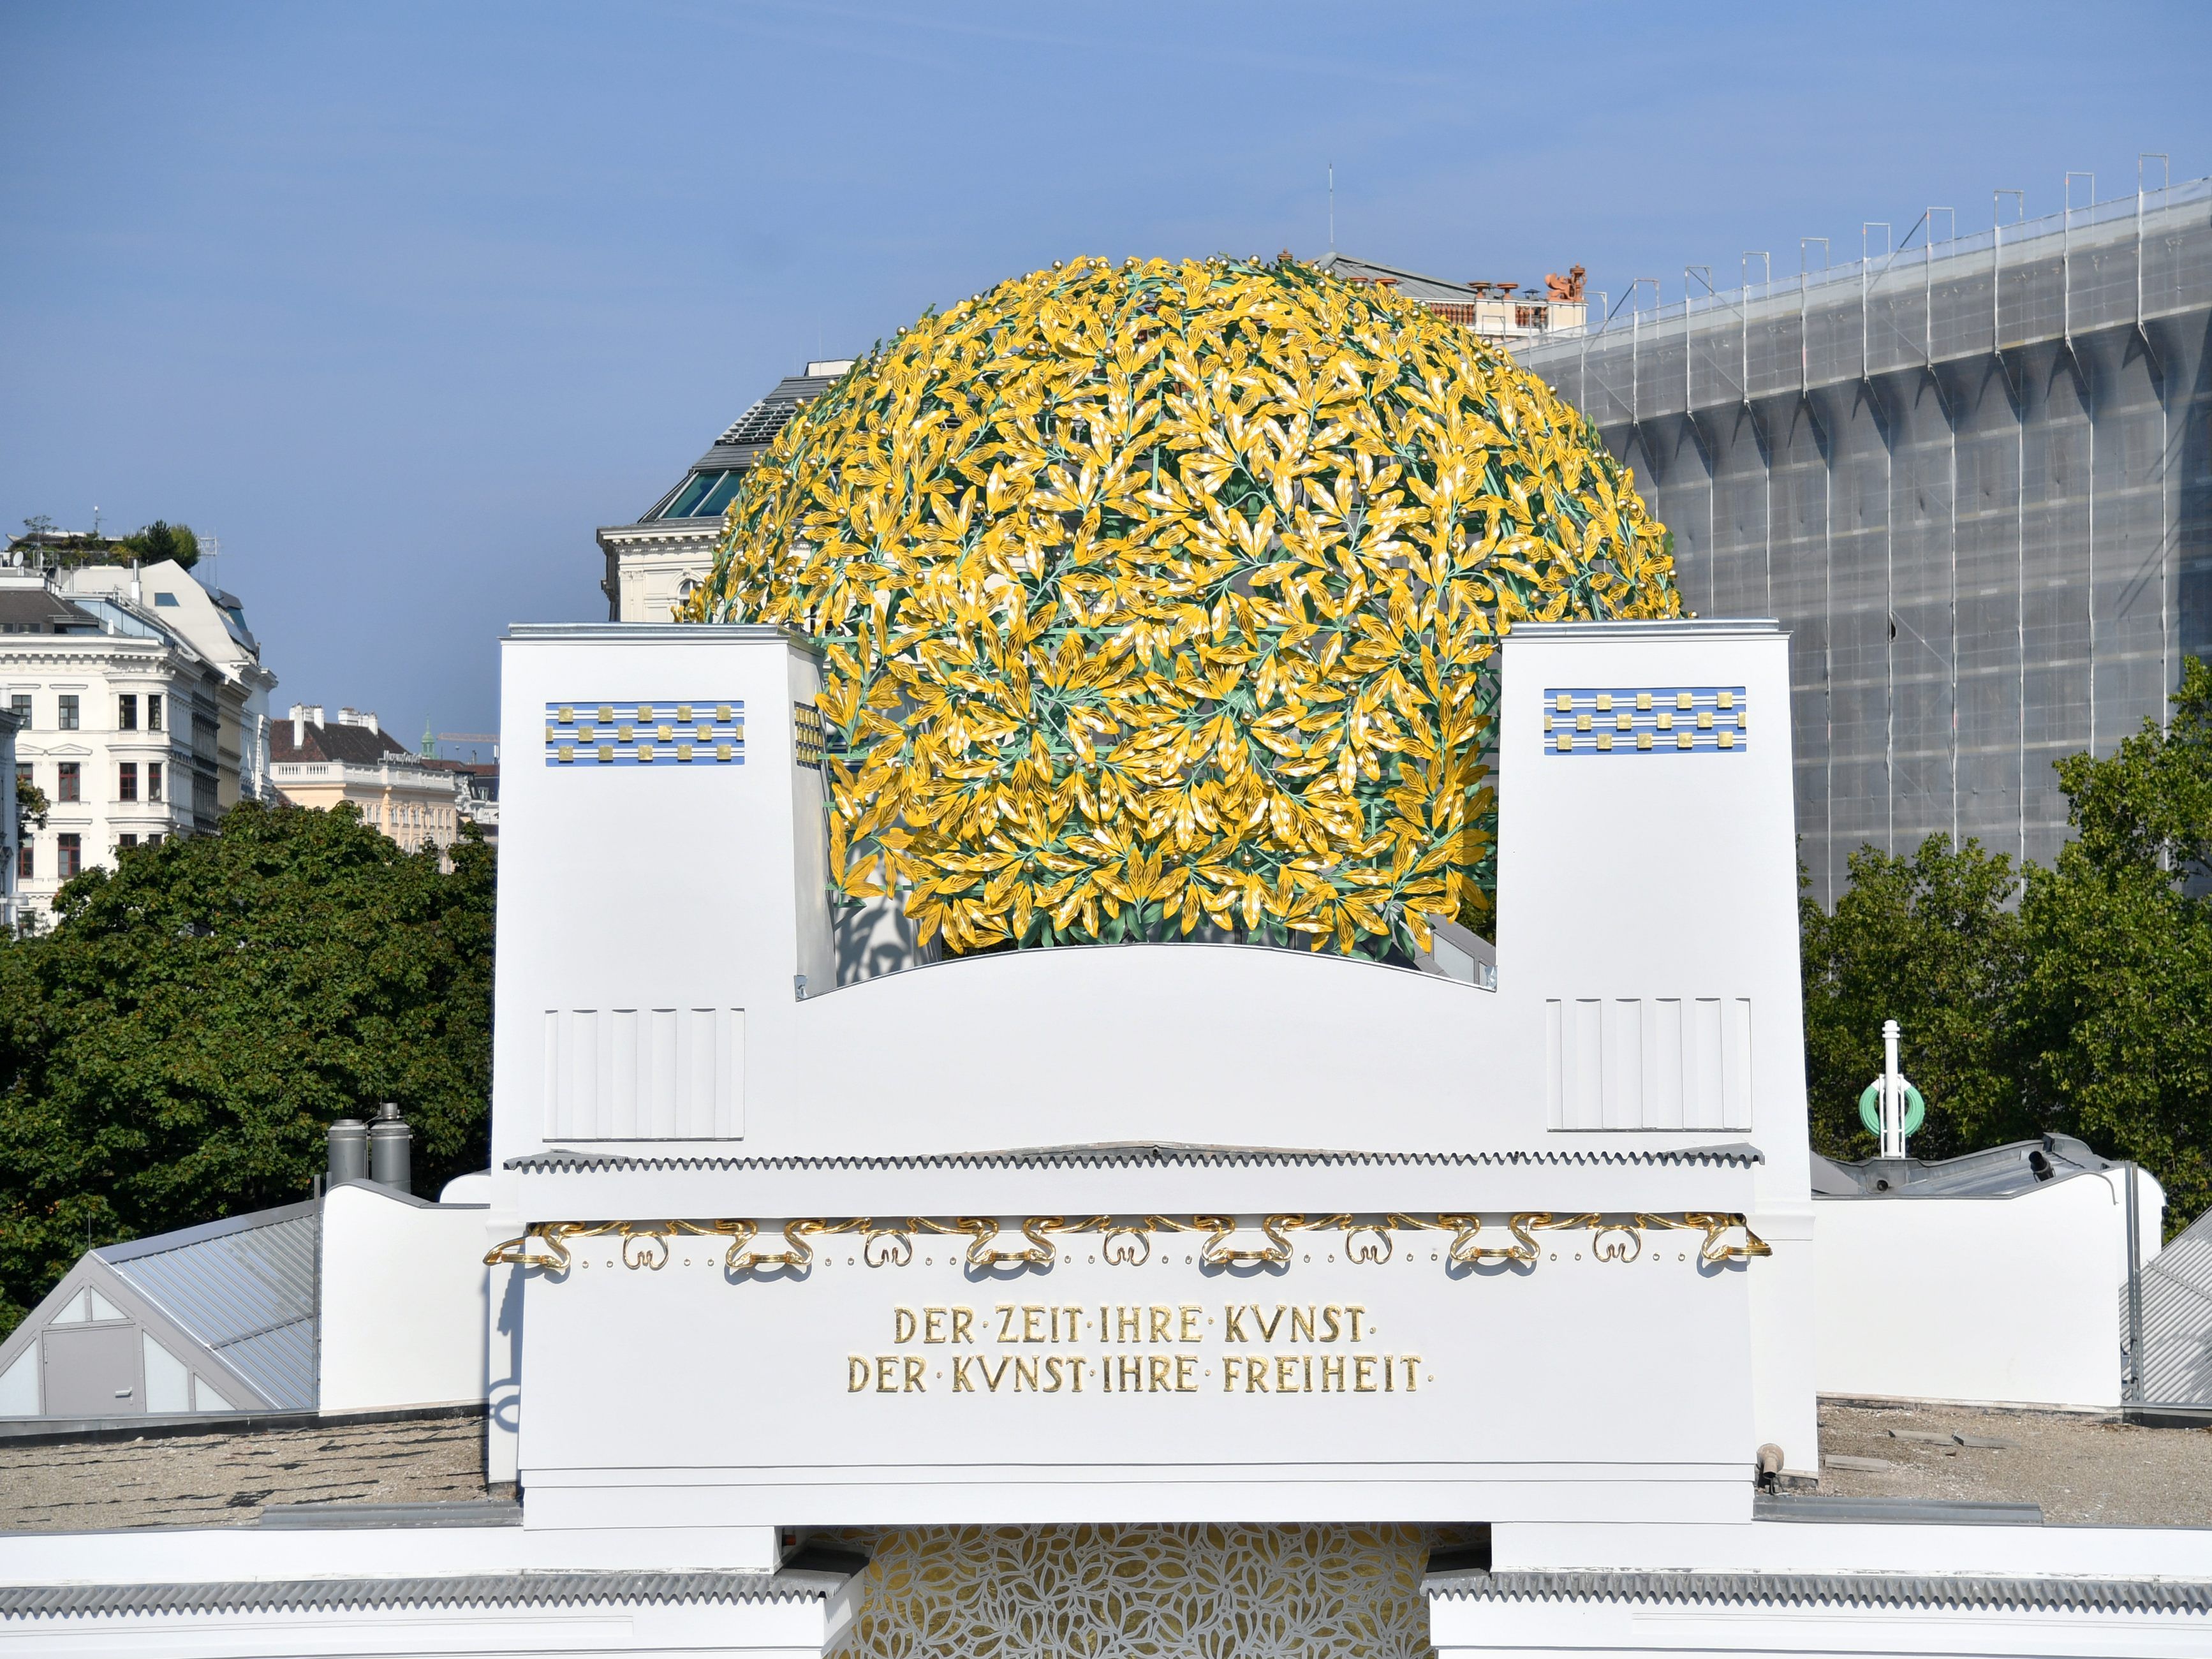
xmin=210 ymin=1323 xmax=317 ymax=1412
xmin=2138 ymin=1204 xmax=2212 ymax=1405
xmin=511 ymin=1140 xmax=1764 ymax=1174
xmin=1425 ymin=1570 xmax=2212 ymax=1613
xmin=97 ymin=1200 xmax=320 ymax=1411
xmin=0 ymin=1566 xmax=854 ymax=1621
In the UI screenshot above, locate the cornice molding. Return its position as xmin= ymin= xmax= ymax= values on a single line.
xmin=596 ymin=522 xmax=719 ymax=556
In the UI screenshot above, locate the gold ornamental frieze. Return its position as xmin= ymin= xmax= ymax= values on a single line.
xmin=485 ymin=1211 xmax=1770 ymax=1274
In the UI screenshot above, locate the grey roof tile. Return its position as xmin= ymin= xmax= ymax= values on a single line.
xmin=269 ymin=719 xmax=409 ymax=765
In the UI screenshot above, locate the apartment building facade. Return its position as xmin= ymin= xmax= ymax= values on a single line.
xmin=1 ymin=561 xmax=277 ymax=924
xmin=270 ymin=705 xmax=466 ymax=858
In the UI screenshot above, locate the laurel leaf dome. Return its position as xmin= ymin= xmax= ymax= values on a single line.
xmin=684 ymin=254 xmax=1678 ymax=958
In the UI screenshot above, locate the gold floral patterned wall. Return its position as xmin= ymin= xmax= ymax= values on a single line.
xmin=821 ymin=1523 xmax=1468 ymax=1659
xmin=684 ymin=255 xmax=1677 ymax=959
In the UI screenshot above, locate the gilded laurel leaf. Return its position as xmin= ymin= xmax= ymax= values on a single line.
xmin=682 ymin=255 xmax=1677 ymax=959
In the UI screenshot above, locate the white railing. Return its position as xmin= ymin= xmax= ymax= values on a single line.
xmin=1519 ymin=168 xmax=2210 ymax=363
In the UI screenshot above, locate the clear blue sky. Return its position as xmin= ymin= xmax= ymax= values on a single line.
xmin=4 ymin=1 xmax=2207 ymax=753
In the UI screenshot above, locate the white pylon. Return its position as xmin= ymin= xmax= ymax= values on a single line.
xmin=1880 ymin=1018 xmax=1906 ymax=1159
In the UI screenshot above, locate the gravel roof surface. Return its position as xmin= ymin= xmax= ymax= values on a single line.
xmin=5 ymin=1402 xmax=2206 ymax=1535
xmin=0 ymin=1416 xmax=486 ymax=1533
xmin=1817 ymin=1401 xmax=2212 ymax=1526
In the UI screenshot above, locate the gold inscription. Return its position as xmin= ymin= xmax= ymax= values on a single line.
xmin=850 ymin=1355 xmax=930 ymax=1392
xmin=862 ymin=1301 xmax=1410 ymax=1403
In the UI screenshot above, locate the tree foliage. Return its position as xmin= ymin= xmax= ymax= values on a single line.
xmin=1804 ymin=660 xmax=2212 ymax=1228
xmin=0 ymin=802 xmax=493 ymax=1336
xmin=2014 ymin=657 xmax=2212 ymax=1222
xmin=116 ymin=519 xmax=200 ymax=570
xmin=15 ymin=774 xmax=47 ymax=836
xmin=1801 ymin=835 xmax=2030 ymax=1162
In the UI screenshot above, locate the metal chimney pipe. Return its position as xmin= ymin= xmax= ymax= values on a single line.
xmin=327 ymin=1117 xmax=368 ymax=1186
xmin=367 ymin=1102 xmax=412 ymax=1193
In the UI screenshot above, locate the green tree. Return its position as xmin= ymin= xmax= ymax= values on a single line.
xmin=2015 ymin=658 xmax=2212 ymax=1223
xmin=1801 ymin=835 xmax=2031 ymax=1161
xmin=10 ymin=774 xmax=48 ymax=938
xmin=0 ymin=802 xmax=493 ymax=1336
xmin=1799 ymin=659 xmax=2212 ymax=1231
xmin=116 ymin=519 xmax=199 ymax=569
xmin=14 ymin=774 xmax=47 ymax=834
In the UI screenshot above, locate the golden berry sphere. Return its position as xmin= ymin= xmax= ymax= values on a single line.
xmin=685 ymin=256 xmax=1677 ymax=958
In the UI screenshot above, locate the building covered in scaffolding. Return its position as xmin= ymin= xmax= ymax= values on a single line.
xmin=1515 ymin=168 xmax=2212 ymax=904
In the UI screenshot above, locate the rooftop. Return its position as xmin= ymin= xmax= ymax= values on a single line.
xmin=1311 ymin=251 xmax=1497 ymax=307
xmin=0 ymin=585 xmax=100 ymax=635
xmin=272 ymin=714 xmax=411 ymax=767
xmin=92 ymin=1200 xmax=321 ymax=1412
xmin=1813 ymin=1133 xmax=2125 ymax=1200
xmin=630 ymin=364 xmax=854 ymax=529
xmin=1310 ymin=253 xmax=1589 ymax=342
xmin=6 ymin=1399 xmax=2204 ymax=1535
xmin=1807 ymin=1400 xmax=2212 ymax=1526
xmin=0 ymin=1412 xmax=487 ymax=1533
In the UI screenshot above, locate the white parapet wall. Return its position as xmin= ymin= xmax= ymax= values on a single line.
xmin=318 ymin=1180 xmax=491 ymax=1414
xmin=1814 ymin=1167 xmax=2163 ymax=1411
xmin=1432 ymin=1517 xmax=2212 ymax=1659
xmin=489 ymin=618 xmax=1820 ymax=1523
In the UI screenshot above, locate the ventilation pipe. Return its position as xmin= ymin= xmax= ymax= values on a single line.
xmin=327 ymin=1117 xmax=368 ymax=1186
xmin=368 ymin=1103 xmax=412 ymax=1193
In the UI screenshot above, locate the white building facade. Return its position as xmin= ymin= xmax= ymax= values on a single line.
xmin=1 ymin=560 xmax=276 ymax=924
xmin=1 ymin=618 xmax=2207 ymax=1656
xmin=0 ymin=703 xmax=19 ymax=934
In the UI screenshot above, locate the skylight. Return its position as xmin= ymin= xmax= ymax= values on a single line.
xmin=660 ymin=471 xmax=726 ymax=519
xmin=658 ymin=469 xmax=747 ymax=521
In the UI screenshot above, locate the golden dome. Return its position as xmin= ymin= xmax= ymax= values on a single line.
xmin=683 ymin=255 xmax=1677 ymax=957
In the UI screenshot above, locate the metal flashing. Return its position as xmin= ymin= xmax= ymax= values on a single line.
xmin=0 ymin=1399 xmax=484 ymax=1447
xmin=1753 ymin=1493 xmax=2044 ymax=1526
xmin=256 ymin=1498 xmax=521 ymax=1530
xmin=1424 ymin=1568 xmax=2212 ymax=1613
xmin=510 ymin=1140 xmax=1766 ymax=1174
xmin=0 ymin=1565 xmax=859 ymax=1621
xmin=503 ymin=623 xmax=820 ymax=654
xmin=1509 ymin=619 xmax=1785 ymax=640
xmin=91 ymin=1199 xmax=319 ymax=1263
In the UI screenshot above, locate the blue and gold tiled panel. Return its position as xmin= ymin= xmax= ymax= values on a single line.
xmin=543 ymin=700 xmax=744 ymax=766
xmin=793 ymin=701 xmax=825 ymax=771
xmin=1543 ymin=686 xmax=1748 ymax=755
